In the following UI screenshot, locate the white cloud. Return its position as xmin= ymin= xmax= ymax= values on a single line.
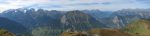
xmin=0 ymin=0 xmax=150 ymax=12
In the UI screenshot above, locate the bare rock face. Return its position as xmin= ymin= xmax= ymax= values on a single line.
xmin=61 ymin=10 xmax=92 ymax=24
xmin=60 ymin=10 xmax=105 ymax=31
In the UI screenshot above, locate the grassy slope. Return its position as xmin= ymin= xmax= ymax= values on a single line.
xmin=89 ymin=29 xmax=131 ymax=36
xmin=86 ymin=19 xmax=150 ymax=36
xmin=123 ymin=19 xmax=150 ymax=36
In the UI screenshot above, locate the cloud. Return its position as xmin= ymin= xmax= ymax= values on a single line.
xmin=0 ymin=0 xmax=50 ymax=12
xmin=101 ymin=2 xmax=112 ymax=5
xmin=135 ymin=0 xmax=150 ymax=5
xmin=67 ymin=2 xmax=100 ymax=6
xmin=66 ymin=2 xmax=112 ymax=6
xmin=25 ymin=4 xmax=64 ymax=9
xmin=0 ymin=0 xmax=150 ymax=12
xmin=136 ymin=0 xmax=150 ymax=2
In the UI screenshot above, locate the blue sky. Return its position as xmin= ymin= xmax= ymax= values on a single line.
xmin=0 ymin=0 xmax=150 ymax=12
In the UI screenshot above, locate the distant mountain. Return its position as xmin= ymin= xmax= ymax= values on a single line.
xmin=114 ymin=9 xmax=150 ymax=20
xmin=0 ymin=8 xmax=63 ymax=29
xmin=83 ymin=9 xmax=150 ymax=29
xmin=0 ymin=8 xmax=64 ymax=36
xmin=0 ymin=8 xmax=63 ymax=36
xmin=2 ymin=8 xmax=150 ymax=30
xmin=111 ymin=9 xmax=150 ymax=28
xmin=82 ymin=10 xmax=113 ymax=19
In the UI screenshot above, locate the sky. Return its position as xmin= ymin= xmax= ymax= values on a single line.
xmin=0 ymin=0 xmax=150 ymax=12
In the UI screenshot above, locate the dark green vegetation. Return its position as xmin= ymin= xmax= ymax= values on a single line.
xmin=0 ymin=28 xmax=16 ymax=36
xmin=1 ymin=8 xmax=150 ymax=36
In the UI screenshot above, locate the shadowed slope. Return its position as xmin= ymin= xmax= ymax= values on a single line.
xmin=0 ymin=17 xmax=29 ymax=36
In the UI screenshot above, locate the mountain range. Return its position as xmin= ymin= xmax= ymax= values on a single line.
xmin=0 ymin=8 xmax=150 ymax=36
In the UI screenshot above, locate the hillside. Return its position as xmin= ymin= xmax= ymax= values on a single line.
xmin=89 ymin=29 xmax=131 ymax=36
xmin=123 ymin=19 xmax=150 ymax=36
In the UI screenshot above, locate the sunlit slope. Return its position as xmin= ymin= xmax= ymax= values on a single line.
xmin=89 ymin=29 xmax=131 ymax=36
xmin=123 ymin=19 xmax=150 ymax=36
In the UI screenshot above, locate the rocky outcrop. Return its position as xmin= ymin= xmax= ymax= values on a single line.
xmin=61 ymin=10 xmax=105 ymax=31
